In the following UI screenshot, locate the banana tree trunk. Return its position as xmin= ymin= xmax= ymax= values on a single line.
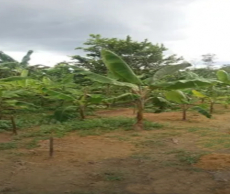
xmin=79 ymin=105 xmax=85 ymax=120
xmin=182 ymin=104 xmax=187 ymax=121
xmin=10 ymin=116 xmax=17 ymax=135
xmin=134 ymin=99 xmax=144 ymax=130
xmin=133 ymin=103 xmax=136 ymax=115
xmin=210 ymin=102 xmax=214 ymax=114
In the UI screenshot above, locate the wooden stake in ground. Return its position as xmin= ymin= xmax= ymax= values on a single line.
xmin=10 ymin=116 xmax=17 ymax=135
xmin=49 ymin=137 xmax=54 ymax=157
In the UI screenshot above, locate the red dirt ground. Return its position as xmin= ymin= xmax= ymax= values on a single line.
xmin=1 ymin=107 xmax=230 ymax=194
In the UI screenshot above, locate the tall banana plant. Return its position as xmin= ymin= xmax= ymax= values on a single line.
xmin=79 ymin=50 xmax=196 ymax=129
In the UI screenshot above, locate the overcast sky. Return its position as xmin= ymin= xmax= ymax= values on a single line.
xmin=1 ymin=0 xmax=230 ymax=66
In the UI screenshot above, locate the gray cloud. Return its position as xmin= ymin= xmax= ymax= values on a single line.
xmin=0 ymin=0 xmax=197 ymax=55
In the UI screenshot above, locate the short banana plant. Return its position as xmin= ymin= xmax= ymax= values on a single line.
xmin=0 ymin=76 xmax=37 ymax=134
xmin=43 ymin=88 xmax=103 ymax=121
xmin=192 ymin=87 xmax=228 ymax=114
xmin=194 ymin=69 xmax=230 ymax=113
xmin=78 ymin=50 xmax=205 ymax=129
xmin=165 ymin=90 xmax=211 ymax=120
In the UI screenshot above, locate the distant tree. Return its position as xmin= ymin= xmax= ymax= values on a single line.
xmin=201 ymin=53 xmax=216 ymax=69
xmin=72 ymin=34 xmax=183 ymax=75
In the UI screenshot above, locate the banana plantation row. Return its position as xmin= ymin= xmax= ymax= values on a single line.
xmin=0 ymin=49 xmax=230 ymax=131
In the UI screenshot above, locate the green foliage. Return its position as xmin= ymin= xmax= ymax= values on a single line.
xmin=169 ymin=149 xmax=206 ymax=165
xmin=0 ymin=120 xmax=12 ymax=131
xmin=165 ymin=90 xmax=188 ymax=104
xmin=51 ymin=106 xmax=78 ymax=122
xmin=192 ymin=90 xmax=207 ymax=98
xmin=152 ymin=62 xmax=191 ymax=83
xmin=0 ymin=39 xmax=228 ymax=135
xmin=25 ymin=139 xmax=39 ymax=149
xmin=193 ymin=106 xmax=212 ymax=118
xmin=103 ymin=171 xmax=124 ymax=181
xmin=0 ymin=142 xmax=17 ymax=150
xmin=72 ymin=34 xmax=182 ymax=75
xmin=217 ymin=70 xmax=230 ymax=84
xmin=151 ymin=78 xmax=217 ymax=90
xmin=38 ymin=117 xmax=163 ymax=137
xmin=101 ymin=49 xmax=142 ymax=85
xmin=79 ymin=69 xmax=138 ymax=89
xmin=143 ymin=120 xmax=163 ymax=130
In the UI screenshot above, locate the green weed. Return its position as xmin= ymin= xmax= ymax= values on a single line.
xmin=0 ymin=142 xmax=17 ymax=150
xmin=39 ymin=117 xmax=163 ymax=137
xmin=167 ymin=149 xmax=208 ymax=165
xmin=24 ymin=139 xmax=39 ymax=149
xmin=103 ymin=171 xmax=124 ymax=181
xmin=143 ymin=120 xmax=163 ymax=130
xmin=0 ymin=120 xmax=12 ymax=132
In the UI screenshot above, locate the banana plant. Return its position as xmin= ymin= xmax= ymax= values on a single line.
xmin=194 ymin=69 xmax=230 ymax=113
xmin=165 ymin=90 xmax=211 ymax=120
xmin=78 ymin=50 xmax=203 ymax=129
xmin=80 ymin=50 xmax=220 ymax=129
xmin=42 ymin=86 xmax=104 ymax=121
xmin=0 ymin=77 xmax=37 ymax=134
xmin=192 ymin=87 xmax=228 ymax=114
xmin=217 ymin=70 xmax=230 ymax=85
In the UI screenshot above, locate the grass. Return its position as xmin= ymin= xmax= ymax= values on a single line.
xmin=0 ymin=142 xmax=17 ymax=150
xmin=186 ymin=127 xmax=230 ymax=149
xmin=187 ymin=127 xmax=214 ymax=133
xmin=0 ymin=113 xmax=45 ymax=133
xmin=36 ymin=117 xmax=163 ymax=137
xmin=136 ymin=139 xmax=166 ymax=148
xmin=102 ymin=171 xmax=124 ymax=181
xmin=24 ymin=139 xmax=40 ymax=149
xmin=0 ymin=120 xmax=12 ymax=132
xmin=167 ymin=149 xmax=208 ymax=165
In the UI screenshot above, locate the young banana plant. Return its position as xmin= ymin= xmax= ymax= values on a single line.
xmin=191 ymin=69 xmax=230 ymax=114
xmin=0 ymin=76 xmax=38 ymax=134
xmin=165 ymin=90 xmax=211 ymax=120
xmin=192 ymin=87 xmax=228 ymax=114
xmin=42 ymin=86 xmax=104 ymax=121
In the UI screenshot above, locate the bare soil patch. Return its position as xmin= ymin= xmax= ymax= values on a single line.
xmin=1 ymin=107 xmax=230 ymax=194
